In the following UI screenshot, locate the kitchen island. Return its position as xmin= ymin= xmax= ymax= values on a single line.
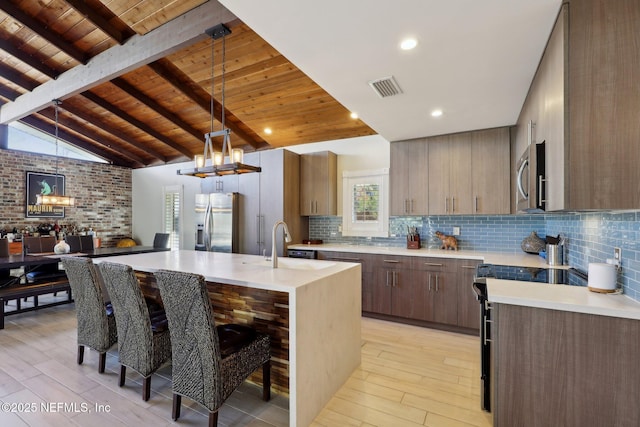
xmin=92 ymin=250 xmax=361 ymax=427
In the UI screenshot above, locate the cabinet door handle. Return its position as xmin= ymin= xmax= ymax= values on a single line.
xmin=483 ymin=317 xmax=493 ymax=344
xmin=410 ymin=199 xmax=414 ymax=213
xmin=445 ymin=197 xmax=449 ymax=213
xmin=460 ymin=265 xmax=476 ymax=269
xmin=383 ymin=259 xmax=400 ymax=263
xmin=256 ymin=215 xmax=261 ymax=245
xmin=392 ymin=271 xmax=397 ymax=287
xmin=428 ymin=274 xmax=432 ymax=291
xmin=423 ymin=262 xmax=443 ymax=267
xmin=474 ymin=196 xmax=478 ymax=213
xmin=404 ymin=199 xmax=408 ymax=213
xmin=386 ymin=270 xmax=391 ymax=287
xmin=452 ymin=197 xmax=456 ymax=213
xmin=435 ymin=274 xmax=439 ymax=292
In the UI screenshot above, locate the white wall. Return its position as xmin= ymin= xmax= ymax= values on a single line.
xmin=132 ymin=135 xmax=389 ymax=245
xmin=132 ymin=160 xmax=201 ymax=248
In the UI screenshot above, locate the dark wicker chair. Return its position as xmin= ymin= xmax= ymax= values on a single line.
xmin=60 ymin=257 xmax=117 ymax=373
xmin=97 ymin=262 xmax=171 ymax=401
xmin=154 ymin=269 xmax=271 ymax=426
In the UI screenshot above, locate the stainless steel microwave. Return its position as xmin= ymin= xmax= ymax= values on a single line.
xmin=516 ymin=141 xmax=546 ymax=212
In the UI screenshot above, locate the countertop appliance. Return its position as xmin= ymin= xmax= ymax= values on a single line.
xmin=195 ymin=192 xmax=239 ymax=253
xmin=472 ymin=263 xmax=588 ymax=412
xmin=516 ymin=141 xmax=546 ymax=213
xmin=287 ymin=249 xmax=317 ymax=259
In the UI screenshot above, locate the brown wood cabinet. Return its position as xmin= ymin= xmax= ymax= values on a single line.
xmin=456 ymin=259 xmax=481 ymax=329
xmin=515 ymin=0 xmax=640 ymax=210
xmin=493 ymin=303 xmax=640 ymax=426
xmin=389 ymin=141 xmax=428 ymax=215
xmin=410 ymin=257 xmax=458 ymax=325
xmin=428 ymin=134 xmax=472 ymax=215
xmin=300 ymin=151 xmax=337 ymax=216
xmin=317 ymin=251 xmax=375 ymax=312
xmin=471 ymin=129 xmax=510 ymax=214
xmin=372 ymin=255 xmax=410 ymax=316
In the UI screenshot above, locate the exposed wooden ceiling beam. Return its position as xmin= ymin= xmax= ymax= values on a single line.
xmin=0 ymin=85 xmax=21 ymax=102
xmin=110 ymin=77 xmax=203 ymax=142
xmin=0 ymin=1 xmax=236 ymax=125
xmin=147 ymin=58 xmax=270 ymax=150
xmin=0 ymin=38 xmax=59 ymax=79
xmin=80 ymin=91 xmax=193 ymax=159
xmin=19 ymin=115 xmax=134 ymax=168
xmin=0 ymin=63 xmax=40 ymax=92
xmin=63 ymin=0 xmax=136 ymax=45
xmin=61 ymin=99 xmax=167 ymax=162
xmin=0 ymin=2 xmax=88 ymax=65
xmin=36 ymin=107 xmax=148 ymax=167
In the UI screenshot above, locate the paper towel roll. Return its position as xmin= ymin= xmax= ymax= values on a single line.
xmin=588 ymin=263 xmax=617 ymax=293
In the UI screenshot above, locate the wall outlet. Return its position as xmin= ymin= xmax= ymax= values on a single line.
xmin=453 ymin=226 xmax=461 ymax=236
xmin=614 ymin=247 xmax=622 ymax=263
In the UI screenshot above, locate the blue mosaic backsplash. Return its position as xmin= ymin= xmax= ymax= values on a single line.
xmin=309 ymin=212 xmax=640 ymax=301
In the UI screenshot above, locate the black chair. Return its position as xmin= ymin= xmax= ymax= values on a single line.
xmin=97 ymin=262 xmax=171 ymax=401
xmin=153 ymin=233 xmax=170 ymax=249
xmin=24 ymin=237 xmax=65 ymax=284
xmin=154 ymin=269 xmax=271 ymax=425
xmin=80 ymin=235 xmax=94 ymax=252
xmin=66 ymin=235 xmax=81 ymax=253
xmin=60 ymin=257 xmax=117 ymax=373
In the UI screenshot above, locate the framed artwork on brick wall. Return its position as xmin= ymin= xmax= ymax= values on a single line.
xmin=26 ymin=171 xmax=65 ymax=218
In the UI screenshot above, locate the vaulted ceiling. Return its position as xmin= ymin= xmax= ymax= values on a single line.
xmin=0 ymin=0 xmax=375 ymax=168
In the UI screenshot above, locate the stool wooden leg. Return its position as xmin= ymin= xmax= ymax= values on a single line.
xmin=262 ymin=360 xmax=271 ymax=401
xmin=142 ymin=376 xmax=151 ymax=401
xmin=98 ymin=352 xmax=106 ymax=373
xmin=172 ymin=394 xmax=181 ymax=420
xmin=77 ymin=345 xmax=85 ymax=365
xmin=209 ymin=411 xmax=218 ymax=427
xmin=119 ymin=366 xmax=126 ymax=387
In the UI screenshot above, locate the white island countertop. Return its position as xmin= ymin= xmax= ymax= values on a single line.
xmin=487 ymin=279 xmax=640 ymax=320
xmin=93 ymin=249 xmax=358 ymax=293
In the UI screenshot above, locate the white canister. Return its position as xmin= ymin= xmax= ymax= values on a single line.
xmin=587 ymin=263 xmax=617 ymax=293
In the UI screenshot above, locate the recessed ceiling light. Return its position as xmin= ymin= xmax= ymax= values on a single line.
xmin=350 ymin=112 xmax=358 ymax=119
xmin=264 ymin=127 xmax=272 ymax=135
xmin=400 ymin=38 xmax=418 ymax=50
xmin=431 ymin=109 xmax=443 ymax=117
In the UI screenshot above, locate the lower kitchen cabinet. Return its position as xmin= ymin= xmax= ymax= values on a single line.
xmin=493 ymin=303 xmax=640 ymax=426
xmin=372 ymin=255 xmax=410 ymax=316
xmin=317 ymin=251 xmax=375 ymax=311
xmin=456 ymin=259 xmax=482 ymax=329
xmin=410 ymin=257 xmax=458 ymax=325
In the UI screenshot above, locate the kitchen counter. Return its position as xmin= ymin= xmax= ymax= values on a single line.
xmin=487 ymin=278 xmax=640 ymax=320
xmin=93 ymin=250 xmax=361 ymax=427
xmin=289 ymin=243 xmax=559 ymax=269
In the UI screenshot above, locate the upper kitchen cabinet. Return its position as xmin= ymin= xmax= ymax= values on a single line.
xmin=516 ymin=0 xmax=640 ymax=210
xmin=471 ymin=128 xmax=511 ymax=214
xmin=390 ymin=140 xmax=428 ymax=215
xmin=428 ymin=133 xmax=472 ymax=215
xmin=238 ymin=149 xmax=307 ymax=257
xmin=300 ymin=151 xmax=337 ymax=216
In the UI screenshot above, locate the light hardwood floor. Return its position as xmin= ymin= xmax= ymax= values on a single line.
xmin=0 ymin=296 xmax=492 ymax=427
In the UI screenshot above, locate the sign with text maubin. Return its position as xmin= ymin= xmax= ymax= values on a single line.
xmin=26 ymin=171 xmax=65 ymax=218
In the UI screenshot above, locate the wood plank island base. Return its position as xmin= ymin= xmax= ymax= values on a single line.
xmin=93 ymin=250 xmax=362 ymax=427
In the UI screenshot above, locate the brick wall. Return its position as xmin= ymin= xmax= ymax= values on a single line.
xmin=0 ymin=148 xmax=132 ymax=247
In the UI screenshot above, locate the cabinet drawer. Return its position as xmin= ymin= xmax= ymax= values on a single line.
xmin=373 ymin=254 xmax=410 ymax=269
xmin=411 ymin=257 xmax=456 ymax=272
xmin=318 ymin=251 xmax=374 ymax=273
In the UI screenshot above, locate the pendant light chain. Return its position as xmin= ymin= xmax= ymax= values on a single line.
xmin=210 ymin=38 xmax=215 ymax=135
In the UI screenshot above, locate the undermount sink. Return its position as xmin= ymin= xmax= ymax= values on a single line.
xmin=242 ymin=259 xmax=336 ymax=270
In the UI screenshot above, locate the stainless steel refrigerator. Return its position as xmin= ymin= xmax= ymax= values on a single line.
xmin=194 ymin=192 xmax=239 ymax=253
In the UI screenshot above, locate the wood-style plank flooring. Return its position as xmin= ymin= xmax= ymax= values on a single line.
xmin=0 ymin=295 xmax=492 ymax=427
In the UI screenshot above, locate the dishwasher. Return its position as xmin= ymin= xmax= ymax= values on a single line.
xmin=287 ymin=249 xmax=317 ymax=259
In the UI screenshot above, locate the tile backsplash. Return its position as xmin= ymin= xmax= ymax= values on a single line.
xmin=309 ymin=212 xmax=640 ymax=301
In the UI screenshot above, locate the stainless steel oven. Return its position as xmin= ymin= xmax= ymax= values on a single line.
xmin=516 ymin=141 xmax=546 ymax=213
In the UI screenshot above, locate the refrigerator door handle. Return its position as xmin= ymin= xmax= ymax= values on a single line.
xmin=203 ymin=197 xmax=212 ymax=251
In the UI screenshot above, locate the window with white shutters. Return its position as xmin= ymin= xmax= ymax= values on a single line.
xmin=163 ymin=185 xmax=182 ymax=250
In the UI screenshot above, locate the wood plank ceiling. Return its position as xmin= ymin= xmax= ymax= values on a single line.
xmin=0 ymin=0 xmax=375 ymax=168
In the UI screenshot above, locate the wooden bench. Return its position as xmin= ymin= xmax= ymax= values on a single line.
xmin=0 ymin=277 xmax=72 ymax=329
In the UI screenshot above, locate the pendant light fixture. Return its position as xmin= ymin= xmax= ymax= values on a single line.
xmin=36 ymin=99 xmax=75 ymax=207
xmin=178 ymin=24 xmax=261 ymax=178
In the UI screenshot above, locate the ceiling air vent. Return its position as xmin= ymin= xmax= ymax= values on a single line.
xmin=368 ymin=76 xmax=402 ymax=98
